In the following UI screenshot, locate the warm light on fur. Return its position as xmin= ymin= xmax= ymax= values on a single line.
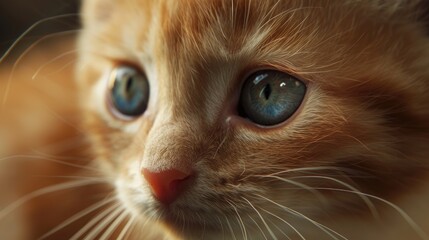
xmin=1 ymin=0 xmax=428 ymax=239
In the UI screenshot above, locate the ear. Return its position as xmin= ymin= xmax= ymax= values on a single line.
xmin=81 ymin=0 xmax=116 ymax=27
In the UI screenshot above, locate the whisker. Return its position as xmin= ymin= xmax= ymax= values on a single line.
xmin=83 ymin=207 xmax=124 ymax=240
xmin=0 ymin=14 xmax=79 ymax=64
xmin=1 ymin=27 xmax=79 ymax=111
xmin=212 ymin=128 xmax=229 ymax=159
xmin=31 ymin=136 xmax=90 ymax=155
xmin=0 ymin=179 xmax=104 ymax=221
xmin=39 ymin=197 xmax=116 ymax=239
xmin=254 ymin=193 xmax=347 ymax=240
xmin=117 ymin=215 xmax=136 ymax=240
xmin=69 ymin=203 xmax=120 ymax=240
xmin=226 ymin=199 xmax=248 ymax=240
xmin=99 ymin=209 xmax=129 ymax=240
xmin=310 ymin=187 xmax=429 ymax=240
xmin=242 ymin=197 xmax=277 ymax=239
xmin=224 ymin=215 xmax=238 ymax=240
xmin=264 ymin=214 xmax=292 ymax=240
xmin=260 ymin=207 xmax=305 ymax=240
xmin=247 ymin=214 xmax=268 ymax=240
xmin=261 ymin=166 xmax=359 ymax=177
xmin=252 ymin=174 xmax=326 ymax=204
xmin=0 ymin=154 xmax=99 ymax=172
xmin=216 ymin=215 xmax=226 ymax=240
xmin=30 ymin=176 xmax=106 ymax=182
xmin=38 ymin=104 xmax=86 ymax=134
xmin=290 ymin=175 xmax=379 ymax=219
xmin=31 ymin=49 xmax=78 ymax=80
xmin=32 ymin=58 xmax=78 ymax=87
xmin=30 ymin=150 xmax=98 ymax=170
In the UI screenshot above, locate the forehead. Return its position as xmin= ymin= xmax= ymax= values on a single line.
xmin=133 ymin=0 xmax=351 ymax=60
xmin=92 ymin=1 xmax=349 ymax=49
xmin=85 ymin=0 xmax=380 ymax=74
xmin=81 ymin=0 xmax=405 ymax=101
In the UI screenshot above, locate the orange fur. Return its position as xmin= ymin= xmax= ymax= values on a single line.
xmin=1 ymin=0 xmax=429 ymax=239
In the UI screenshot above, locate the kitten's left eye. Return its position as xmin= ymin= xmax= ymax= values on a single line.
xmin=239 ymin=70 xmax=306 ymax=126
xmin=108 ymin=65 xmax=149 ymax=117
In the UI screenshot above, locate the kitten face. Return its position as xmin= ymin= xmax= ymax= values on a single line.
xmin=77 ymin=0 xmax=429 ymax=239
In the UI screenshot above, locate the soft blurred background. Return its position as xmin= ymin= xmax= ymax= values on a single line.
xmin=0 ymin=0 xmax=80 ymax=59
xmin=0 ymin=2 xmax=98 ymax=239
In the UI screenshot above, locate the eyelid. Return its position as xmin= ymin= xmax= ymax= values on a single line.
xmin=239 ymin=65 xmax=310 ymax=88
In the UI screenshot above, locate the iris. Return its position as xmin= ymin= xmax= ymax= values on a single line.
xmin=110 ymin=66 xmax=149 ymax=117
xmin=239 ymin=70 xmax=306 ymax=126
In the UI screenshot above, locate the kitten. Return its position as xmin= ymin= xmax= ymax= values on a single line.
xmin=1 ymin=0 xmax=429 ymax=239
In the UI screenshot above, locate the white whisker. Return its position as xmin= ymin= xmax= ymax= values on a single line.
xmin=38 ymin=104 xmax=86 ymax=134
xmin=264 ymin=214 xmax=292 ymax=240
xmin=31 ymin=50 xmax=78 ymax=80
xmin=99 ymin=209 xmax=129 ymax=240
xmin=1 ymin=25 xmax=79 ymax=111
xmin=226 ymin=199 xmax=248 ymax=240
xmin=31 ymin=136 xmax=90 ymax=155
xmin=83 ymin=207 xmax=124 ymax=240
xmin=260 ymin=207 xmax=305 ymax=240
xmin=225 ymin=215 xmax=238 ymax=240
xmin=39 ymin=197 xmax=116 ymax=239
xmin=0 ymin=15 xmax=79 ymax=64
xmin=0 ymin=154 xmax=99 ymax=172
xmin=253 ymin=174 xmax=326 ymax=204
xmin=0 ymin=180 xmax=104 ymax=221
xmin=263 ymin=166 xmax=359 ymax=177
xmin=117 ymin=215 xmax=136 ymax=240
xmin=290 ymin=175 xmax=379 ymax=219
xmin=242 ymin=197 xmax=277 ymax=240
xmin=70 ymin=203 xmax=120 ymax=240
xmin=216 ymin=215 xmax=226 ymax=240
xmin=254 ymin=194 xmax=347 ymax=240
xmin=310 ymin=187 xmax=429 ymax=240
xmin=247 ymin=214 xmax=268 ymax=240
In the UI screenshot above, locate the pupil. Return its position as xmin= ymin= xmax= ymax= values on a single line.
xmin=125 ymin=77 xmax=133 ymax=92
xmin=262 ymin=84 xmax=272 ymax=100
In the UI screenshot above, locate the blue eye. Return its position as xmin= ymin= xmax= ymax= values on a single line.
xmin=109 ymin=66 xmax=149 ymax=117
xmin=239 ymin=70 xmax=306 ymax=126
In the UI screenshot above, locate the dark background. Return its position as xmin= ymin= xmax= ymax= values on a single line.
xmin=0 ymin=0 xmax=80 ymax=58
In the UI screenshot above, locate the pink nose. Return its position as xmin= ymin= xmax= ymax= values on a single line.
xmin=142 ymin=168 xmax=191 ymax=204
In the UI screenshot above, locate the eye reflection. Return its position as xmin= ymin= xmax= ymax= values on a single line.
xmin=239 ymin=70 xmax=306 ymax=126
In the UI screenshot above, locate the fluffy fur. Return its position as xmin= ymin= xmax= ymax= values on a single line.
xmin=1 ymin=0 xmax=429 ymax=239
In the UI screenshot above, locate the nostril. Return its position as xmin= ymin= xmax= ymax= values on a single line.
xmin=142 ymin=168 xmax=192 ymax=205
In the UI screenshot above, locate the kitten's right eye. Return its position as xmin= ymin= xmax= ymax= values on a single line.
xmin=108 ymin=65 xmax=149 ymax=118
xmin=239 ymin=70 xmax=306 ymax=126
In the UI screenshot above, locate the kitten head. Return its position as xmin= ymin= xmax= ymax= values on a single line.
xmin=77 ymin=0 xmax=429 ymax=238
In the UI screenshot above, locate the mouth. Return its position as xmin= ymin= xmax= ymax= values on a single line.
xmin=149 ymin=203 xmax=225 ymax=234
